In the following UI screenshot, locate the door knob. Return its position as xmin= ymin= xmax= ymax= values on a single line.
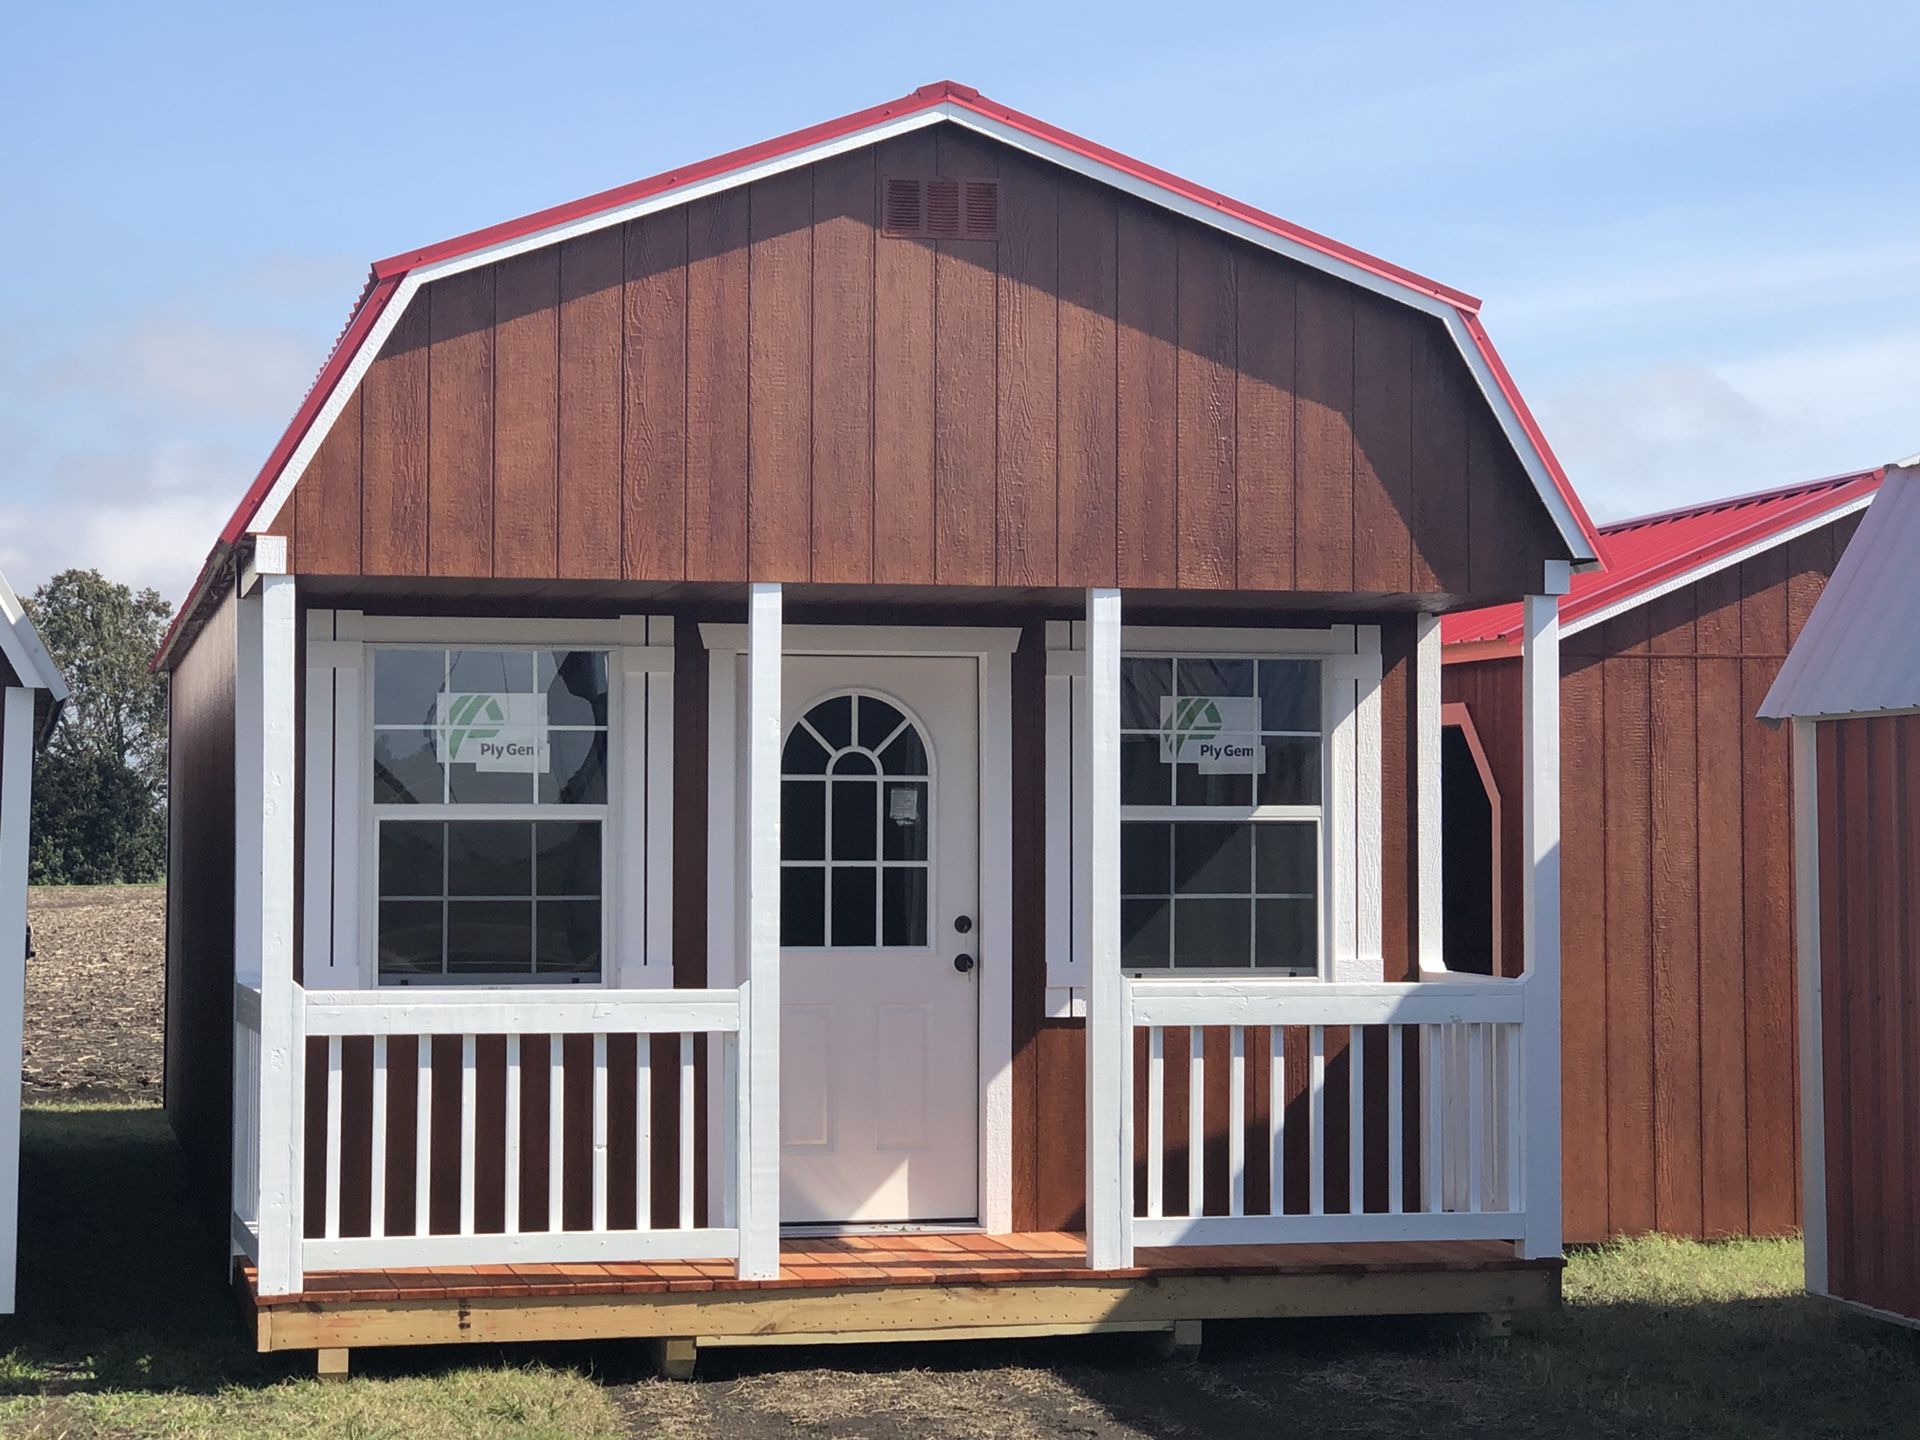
xmin=953 ymin=953 xmax=976 ymax=974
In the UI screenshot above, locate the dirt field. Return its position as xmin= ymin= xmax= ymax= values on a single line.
xmin=22 ymin=884 xmax=164 ymax=1103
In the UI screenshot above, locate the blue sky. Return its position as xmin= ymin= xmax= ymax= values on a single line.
xmin=2 ymin=0 xmax=1914 ymax=604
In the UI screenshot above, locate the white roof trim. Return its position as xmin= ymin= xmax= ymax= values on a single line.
xmin=246 ymin=102 xmax=1592 ymax=561
xmin=0 ymin=569 xmax=68 ymax=700
xmin=1564 ymin=492 xmax=1879 ymax=640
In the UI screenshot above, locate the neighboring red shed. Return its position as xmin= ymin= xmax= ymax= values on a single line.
xmin=1760 ymin=458 xmax=1920 ymax=1326
xmin=1442 ymin=468 xmax=1882 ymax=1242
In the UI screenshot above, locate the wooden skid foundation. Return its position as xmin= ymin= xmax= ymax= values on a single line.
xmin=248 ymin=1236 xmax=1559 ymax=1359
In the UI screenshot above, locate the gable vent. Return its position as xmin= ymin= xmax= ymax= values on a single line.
xmin=882 ymin=177 xmax=1000 ymax=240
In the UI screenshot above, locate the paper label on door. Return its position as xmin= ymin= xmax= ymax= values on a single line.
xmin=889 ymin=788 xmax=920 ymax=823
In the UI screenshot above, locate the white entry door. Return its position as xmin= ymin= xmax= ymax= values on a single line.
xmin=778 ymin=654 xmax=979 ymax=1225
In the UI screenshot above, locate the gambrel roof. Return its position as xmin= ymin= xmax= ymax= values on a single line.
xmin=159 ymin=79 xmax=1603 ymax=666
xmin=1443 ymin=467 xmax=1885 ymax=661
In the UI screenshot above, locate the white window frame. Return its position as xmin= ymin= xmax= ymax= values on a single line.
xmin=1045 ymin=622 xmax=1383 ymax=1015
xmin=302 ymin=611 xmax=677 ymax=991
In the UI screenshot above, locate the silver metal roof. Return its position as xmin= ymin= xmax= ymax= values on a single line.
xmin=1760 ymin=462 xmax=1920 ymax=721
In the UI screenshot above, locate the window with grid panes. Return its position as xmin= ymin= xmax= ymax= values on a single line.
xmin=1119 ymin=655 xmax=1322 ymax=973
xmin=369 ymin=647 xmax=610 ymax=983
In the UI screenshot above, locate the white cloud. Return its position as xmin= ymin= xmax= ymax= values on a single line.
xmin=45 ymin=313 xmax=319 ymax=422
xmin=1537 ymin=329 xmax=1920 ymax=522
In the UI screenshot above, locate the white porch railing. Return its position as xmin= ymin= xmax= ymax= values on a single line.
xmin=1126 ymin=977 xmax=1527 ymax=1247
xmin=237 ymin=984 xmax=749 ymax=1290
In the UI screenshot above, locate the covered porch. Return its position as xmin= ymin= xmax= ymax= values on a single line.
xmin=228 ymin=560 xmax=1570 ymax=1360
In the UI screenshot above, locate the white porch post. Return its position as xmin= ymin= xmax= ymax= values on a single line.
xmin=737 ymin=583 xmax=782 ymax=1280
xmin=1082 ymin=588 xmax=1132 ymax=1270
xmin=1519 ymin=567 xmax=1567 ymax=1261
xmin=0 ymin=686 xmax=35 ymax=1312
xmin=243 ymin=541 xmax=303 ymax=1295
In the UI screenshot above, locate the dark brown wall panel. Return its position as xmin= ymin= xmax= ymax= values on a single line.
xmin=621 ymin=212 xmax=688 ymax=582
xmin=812 ymin=147 xmax=877 ymax=586
xmin=165 ymin=590 xmax=238 ymax=1213
xmin=1174 ymin=228 xmax=1236 ymax=588
xmin=1234 ymin=256 xmax=1296 ymax=590
xmin=1444 ymin=510 xmax=1856 ymax=1241
xmin=1293 ymin=273 xmax=1356 ymax=592
xmin=426 ymin=268 xmax=496 ymax=577
xmin=492 ymin=249 xmax=560 ymax=578
xmin=685 ymin=190 xmax=750 ymax=581
xmin=360 ymin=302 xmax=429 ymax=576
xmin=747 ymin=169 xmax=815 ymax=582
xmin=557 ymin=229 xmax=624 ymax=580
xmin=871 ymin=131 xmax=939 ymax=586
xmin=995 ymin=156 xmax=1059 ymax=588
xmin=282 ymin=129 xmax=1572 ymax=599
xmin=1115 ymin=206 xmax=1179 ymax=589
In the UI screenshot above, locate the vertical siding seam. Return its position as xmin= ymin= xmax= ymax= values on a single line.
xmin=745 ymin=187 xmax=756 ymax=581
xmin=1171 ymin=227 xmax=1181 ymax=590
xmin=868 ymin=159 xmax=879 ymax=584
xmin=1053 ymin=175 xmax=1062 ymax=584
xmin=806 ymin=167 xmax=817 ymax=583
xmin=1109 ymin=196 xmax=1120 ymax=586
xmin=423 ymin=285 xmax=435 ymax=575
xmin=549 ymin=253 xmax=562 ymax=578
xmin=487 ymin=267 xmax=501 ymax=580
xmin=1599 ymin=658 xmax=1613 ymax=1232
xmin=1288 ymin=270 xmax=1301 ymax=586
xmin=1228 ymin=248 xmax=1239 ymax=590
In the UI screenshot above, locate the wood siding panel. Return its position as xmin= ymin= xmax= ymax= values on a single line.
xmin=1293 ymin=274 xmax=1355 ymax=592
xmin=1174 ymin=228 xmax=1235 ymax=588
xmin=622 ymin=212 xmax=689 ymax=582
xmin=360 ymin=302 xmax=430 ymax=575
xmin=1234 ymin=255 xmax=1295 ymax=590
xmin=492 ymin=250 xmax=560 ymax=579
xmin=1559 ymin=657 xmax=1608 ymax=1242
xmin=1115 ymin=207 xmax=1179 ymax=589
xmin=811 ymin=148 xmax=877 ymax=585
xmin=164 ymin=592 xmax=238 ymax=1211
xmin=1351 ymin=294 xmax=1413 ymax=594
xmin=281 ymin=136 xmax=1568 ymax=597
xmin=295 ymin=389 xmax=362 ymax=574
xmin=685 ymin=190 xmax=750 ymax=581
xmin=995 ymin=157 xmax=1059 ymax=587
xmin=557 ymin=229 xmax=624 ymax=580
xmin=747 ymin=169 xmax=814 ymax=581
xmin=1056 ymin=181 xmax=1119 ymax=588
xmin=932 ymin=128 xmax=999 ymax=587
xmin=1650 ymin=653 xmax=1702 ymax=1236
xmin=1602 ymin=652 xmax=1656 ymax=1235
xmin=871 ymin=132 xmax=939 ymax=586
xmin=425 ymin=269 xmax=496 ymax=576
xmin=1696 ymin=654 xmax=1749 ymax=1237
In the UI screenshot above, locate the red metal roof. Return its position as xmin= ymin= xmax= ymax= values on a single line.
xmin=158 ymin=79 xmax=1602 ymax=666
xmin=1443 ymin=467 xmax=1887 ymax=658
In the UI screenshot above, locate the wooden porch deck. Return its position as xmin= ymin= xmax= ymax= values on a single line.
xmin=242 ymin=1233 xmax=1562 ymax=1374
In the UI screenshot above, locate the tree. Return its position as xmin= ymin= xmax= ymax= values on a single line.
xmin=22 ymin=569 xmax=172 ymax=884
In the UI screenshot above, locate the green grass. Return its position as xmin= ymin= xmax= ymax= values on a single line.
xmin=0 ymin=1105 xmax=622 ymax=1439
xmin=3 ymin=1104 xmax=1919 ymax=1437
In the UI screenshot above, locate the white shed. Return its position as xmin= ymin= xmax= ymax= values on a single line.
xmin=0 ymin=568 xmax=68 ymax=1313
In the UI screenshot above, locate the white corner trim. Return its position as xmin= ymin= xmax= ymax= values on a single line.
xmin=1081 ymin=588 xmax=1132 ymax=1271
xmin=1564 ymin=494 xmax=1878 ymax=641
xmin=1414 ymin=616 xmax=1444 ymax=973
xmin=1792 ymin=718 xmax=1828 ymax=1296
xmin=1518 ymin=593 xmax=1562 ymax=1262
xmin=738 ymin=583 xmax=783 ymax=1280
xmin=243 ymin=104 xmax=1586 ymax=565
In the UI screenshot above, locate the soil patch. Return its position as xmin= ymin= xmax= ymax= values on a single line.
xmin=23 ymin=884 xmax=164 ymax=1103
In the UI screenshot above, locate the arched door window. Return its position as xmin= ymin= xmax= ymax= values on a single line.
xmin=781 ymin=692 xmax=931 ymax=948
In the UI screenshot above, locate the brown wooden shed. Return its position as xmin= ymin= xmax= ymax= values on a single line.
xmin=1760 ymin=457 xmax=1920 ymax=1327
xmin=158 ymin=81 xmax=1601 ymax=1373
xmin=1442 ymin=468 xmax=1881 ymax=1243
